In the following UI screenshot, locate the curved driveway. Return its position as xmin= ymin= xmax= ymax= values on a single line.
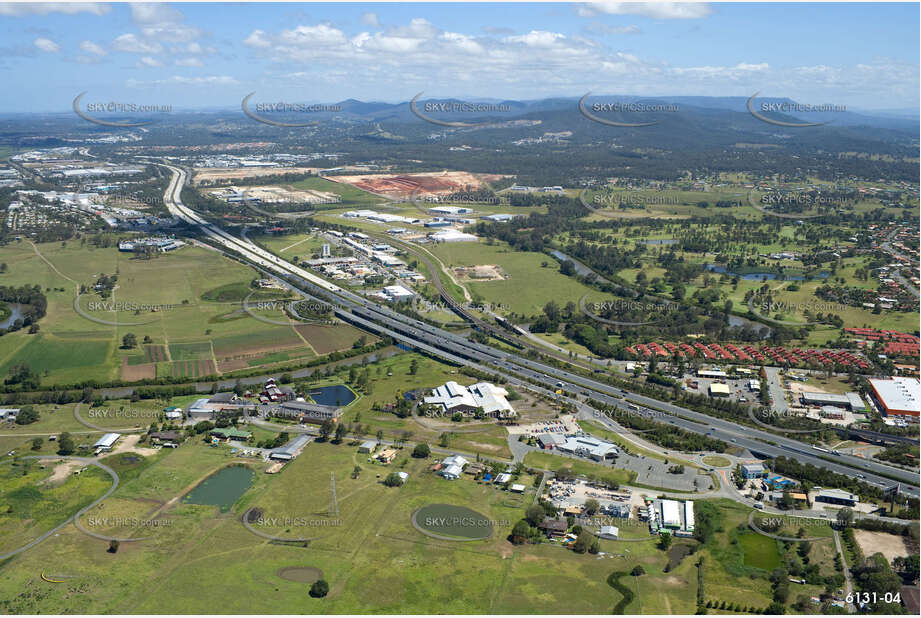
xmin=0 ymin=455 xmax=140 ymax=561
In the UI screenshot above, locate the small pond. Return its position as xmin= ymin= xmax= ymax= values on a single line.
xmin=307 ymin=384 xmax=356 ymax=407
xmin=182 ymin=465 xmax=254 ymax=512
xmin=705 ymin=264 xmax=829 ymax=281
xmin=0 ymin=303 xmax=26 ymax=330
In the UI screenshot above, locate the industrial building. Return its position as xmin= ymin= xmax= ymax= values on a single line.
xmin=429 ymin=206 xmax=473 ymax=215
xmin=428 ymin=229 xmax=478 ymax=242
xmin=649 ymin=499 xmax=695 ymax=537
xmin=867 ymin=377 xmax=920 ymax=417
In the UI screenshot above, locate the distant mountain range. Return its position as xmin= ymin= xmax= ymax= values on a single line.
xmin=323 ymin=94 xmax=919 ymax=132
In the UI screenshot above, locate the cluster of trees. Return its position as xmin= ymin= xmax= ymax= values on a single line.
xmin=0 ymin=285 xmax=47 ymax=336
xmin=873 ymin=443 xmax=919 ymax=467
xmin=595 ymin=404 xmax=727 ymax=453
xmin=13 ymin=405 xmax=38 ymax=425
xmin=4 ymin=365 xmax=40 ymax=390
xmin=851 ymin=553 xmax=905 ymax=613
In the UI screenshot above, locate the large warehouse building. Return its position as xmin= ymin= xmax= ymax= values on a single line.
xmin=868 ymin=377 xmax=920 ymax=417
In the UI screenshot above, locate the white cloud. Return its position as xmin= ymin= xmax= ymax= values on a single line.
xmin=79 ymin=40 xmax=107 ymax=56
xmin=130 ymin=3 xmax=184 ymax=26
xmin=112 ymin=33 xmax=163 ymax=54
xmin=137 ymin=56 xmax=162 ymax=68
xmin=277 ymin=24 xmax=349 ymax=48
xmin=360 ymin=12 xmax=380 ymax=28
xmin=579 ymin=2 xmax=711 ymax=19
xmin=126 ymin=75 xmax=239 ymax=89
xmin=504 ymin=30 xmax=567 ymax=48
xmin=244 ymin=29 xmax=272 ymax=49
xmin=174 ymin=57 xmax=204 ymax=67
xmin=33 ymin=37 xmax=59 ymax=52
xmin=0 ymin=3 xmax=110 ymax=16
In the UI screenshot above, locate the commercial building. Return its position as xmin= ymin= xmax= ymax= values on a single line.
xmin=799 ymin=391 xmax=852 ymax=409
xmin=814 ymin=488 xmax=858 ymax=507
xmin=423 ymin=381 xmax=516 ymax=418
xmin=708 ymin=383 xmax=731 ymax=397
xmin=555 ymin=435 xmax=619 ymax=461
xmin=867 ymin=377 xmax=920 ymax=417
xmin=741 ymin=463 xmax=766 ymax=479
xmin=537 ymin=433 xmax=565 ymax=449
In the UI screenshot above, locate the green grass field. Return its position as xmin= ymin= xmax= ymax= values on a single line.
xmin=0 ymin=240 xmax=370 ymax=384
xmin=427 ymin=240 xmax=610 ymax=317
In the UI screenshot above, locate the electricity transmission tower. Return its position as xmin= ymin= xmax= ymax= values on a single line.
xmin=328 ymin=472 xmax=339 ymax=518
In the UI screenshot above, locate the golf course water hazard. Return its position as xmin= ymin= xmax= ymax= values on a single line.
xmin=308 ymin=384 xmax=356 ymax=407
xmin=182 ymin=465 xmax=254 ymax=512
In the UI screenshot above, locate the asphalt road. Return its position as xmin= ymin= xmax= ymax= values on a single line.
xmin=156 ymin=162 xmax=919 ymax=499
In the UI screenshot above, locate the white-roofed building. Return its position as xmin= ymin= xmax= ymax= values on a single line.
xmin=423 ymin=381 xmax=516 ymax=418
xmin=661 ymin=499 xmax=681 ymax=528
xmin=442 ymin=455 xmax=469 ymax=468
xmin=429 ymin=229 xmax=478 ymax=243
xmin=94 ymin=433 xmax=121 ymax=451
xmin=868 ymin=377 xmax=920 ymax=417
xmin=684 ymin=501 xmax=694 ymax=532
xmin=556 ymin=435 xmax=618 ymax=461
xmin=441 ymin=464 xmax=463 ymax=480
xmin=598 ymin=525 xmax=619 ymax=539
xmin=468 ymin=382 xmax=515 ymax=418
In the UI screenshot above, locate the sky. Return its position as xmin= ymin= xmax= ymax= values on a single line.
xmin=0 ymin=2 xmax=918 ymax=113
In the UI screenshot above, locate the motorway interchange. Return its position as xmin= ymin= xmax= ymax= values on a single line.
xmin=157 ymin=163 xmax=919 ymax=500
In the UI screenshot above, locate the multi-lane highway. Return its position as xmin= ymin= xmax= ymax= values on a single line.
xmin=158 ymin=163 xmax=919 ymax=498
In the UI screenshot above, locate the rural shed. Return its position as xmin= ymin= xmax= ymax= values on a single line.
xmin=93 ymin=433 xmax=120 ymax=451
xmin=270 ymin=435 xmax=311 ymax=461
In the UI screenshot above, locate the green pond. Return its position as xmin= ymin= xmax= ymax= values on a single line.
xmin=182 ymin=465 xmax=254 ymax=513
